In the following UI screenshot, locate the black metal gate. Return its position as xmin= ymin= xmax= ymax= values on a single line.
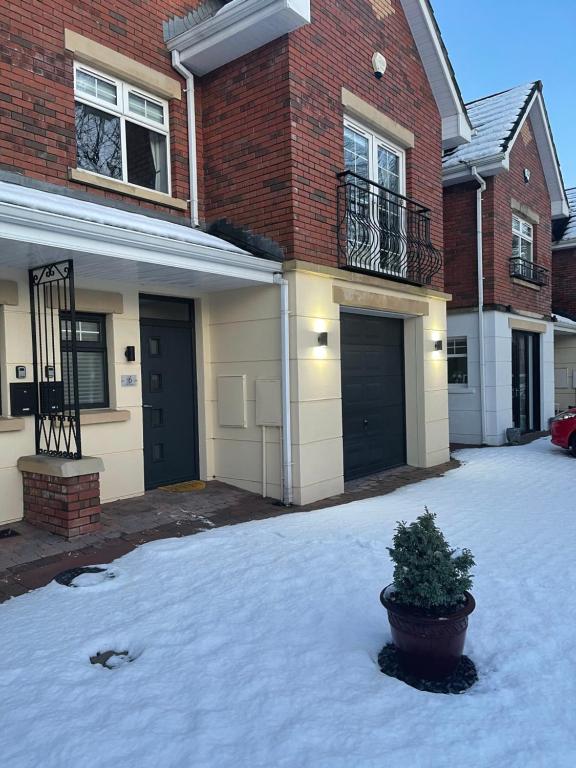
xmin=29 ymin=260 xmax=82 ymax=459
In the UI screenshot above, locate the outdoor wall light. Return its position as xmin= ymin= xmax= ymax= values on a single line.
xmin=317 ymin=332 xmax=328 ymax=347
xmin=125 ymin=346 xmax=136 ymax=362
xmin=434 ymin=340 xmax=443 ymax=352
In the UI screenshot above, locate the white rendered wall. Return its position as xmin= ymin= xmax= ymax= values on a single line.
xmin=448 ymin=310 xmax=554 ymax=446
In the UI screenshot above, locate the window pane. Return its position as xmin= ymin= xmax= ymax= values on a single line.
xmin=76 ymin=70 xmax=117 ymax=105
xmin=521 ymin=221 xmax=532 ymax=239
xmin=75 ymin=103 xmax=122 ymax=179
xmin=378 ymin=145 xmax=400 ymax=192
xmin=344 ymin=126 xmax=369 ymax=178
xmin=512 ymin=215 xmax=521 ymax=233
xmin=61 ymin=319 xmax=101 ymax=343
xmin=512 ymin=234 xmax=521 ymax=259
xmin=448 ymin=356 xmax=468 ymax=384
xmin=521 ymin=238 xmax=533 ymax=261
xmin=126 ymin=121 xmax=168 ymax=192
xmin=128 ymin=92 xmax=164 ymax=124
xmin=62 ymin=351 xmax=106 ymax=407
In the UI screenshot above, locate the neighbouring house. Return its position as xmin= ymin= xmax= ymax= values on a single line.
xmin=552 ymin=188 xmax=576 ymax=412
xmin=442 ymin=82 xmax=569 ymax=446
xmin=0 ymin=0 xmax=470 ymax=536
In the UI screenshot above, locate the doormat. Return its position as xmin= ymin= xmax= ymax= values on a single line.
xmin=378 ymin=643 xmax=478 ymax=694
xmin=158 ymin=480 xmax=206 ymax=493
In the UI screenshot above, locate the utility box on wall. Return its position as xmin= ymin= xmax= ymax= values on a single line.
xmin=217 ymin=375 xmax=247 ymax=428
xmin=255 ymin=379 xmax=282 ymax=427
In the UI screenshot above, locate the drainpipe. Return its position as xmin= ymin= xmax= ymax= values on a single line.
xmin=470 ymin=166 xmax=487 ymax=445
xmin=171 ymin=51 xmax=199 ymax=227
xmin=274 ymin=273 xmax=293 ymax=506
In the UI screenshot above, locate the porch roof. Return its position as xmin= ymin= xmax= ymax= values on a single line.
xmin=0 ymin=181 xmax=279 ymax=292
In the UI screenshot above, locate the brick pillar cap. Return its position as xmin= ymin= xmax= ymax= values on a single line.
xmin=17 ymin=455 xmax=104 ymax=478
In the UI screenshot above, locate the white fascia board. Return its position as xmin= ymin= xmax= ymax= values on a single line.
xmin=552 ymin=239 xmax=576 ymax=251
xmin=505 ymin=92 xmax=569 ymax=220
xmin=167 ymin=0 xmax=310 ymax=76
xmin=400 ymin=0 xmax=471 ymax=149
xmin=442 ymin=114 xmax=472 ymax=149
xmin=0 ymin=200 xmax=278 ymax=285
xmin=442 ymin=156 xmax=507 ymax=186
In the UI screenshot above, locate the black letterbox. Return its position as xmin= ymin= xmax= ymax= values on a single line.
xmin=39 ymin=381 xmax=65 ymax=415
xmin=10 ymin=383 xmax=38 ymax=417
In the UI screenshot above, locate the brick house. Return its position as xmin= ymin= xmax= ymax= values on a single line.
xmin=552 ymin=189 xmax=576 ymax=412
xmin=0 ymin=0 xmax=470 ymax=535
xmin=442 ymin=82 xmax=568 ymax=445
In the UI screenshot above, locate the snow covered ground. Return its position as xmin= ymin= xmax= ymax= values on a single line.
xmin=2 ymin=439 xmax=576 ymax=768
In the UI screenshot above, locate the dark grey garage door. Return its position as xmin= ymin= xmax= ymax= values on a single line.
xmin=341 ymin=312 xmax=406 ymax=481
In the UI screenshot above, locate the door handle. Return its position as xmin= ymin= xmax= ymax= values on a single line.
xmin=363 ymin=418 xmax=369 ymax=427
xmin=143 ymin=404 xmax=153 ymax=408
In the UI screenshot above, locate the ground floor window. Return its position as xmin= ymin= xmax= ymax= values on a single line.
xmin=60 ymin=313 xmax=109 ymax=409
xmin=447 ymin=337 xmax=468 ymax=385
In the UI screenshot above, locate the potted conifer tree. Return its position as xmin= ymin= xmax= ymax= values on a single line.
xmin=380 ymin=509 xmax=475 ymax=681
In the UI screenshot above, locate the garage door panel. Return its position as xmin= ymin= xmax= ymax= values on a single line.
xmin=341 ymin=313 xmax=406 ymax=481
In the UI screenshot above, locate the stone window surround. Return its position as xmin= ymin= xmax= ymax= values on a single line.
xmin=0 ymin=283 xmax=130 ymax=429
xmin=64 ymin=30 xmax=187 ymax=210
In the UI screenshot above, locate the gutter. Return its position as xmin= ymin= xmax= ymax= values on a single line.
xmin=171 ymin=51 xmax=199 ymax=227
xmin=274 ymin=273 xmax=293 ymax=506
xmin=470 ymin=165 xmax=487 ymax=445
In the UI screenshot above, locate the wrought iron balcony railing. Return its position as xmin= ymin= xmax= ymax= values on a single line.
xmin=509 ymin=257 xmax=548 ymax=286
xmin=337 ymin=171 xmax=442 ymax=286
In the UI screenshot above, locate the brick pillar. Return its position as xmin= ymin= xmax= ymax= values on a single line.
xmin=18 ymin=456 xmax=105 ymax=539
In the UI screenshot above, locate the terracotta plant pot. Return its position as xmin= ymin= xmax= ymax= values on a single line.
xmin=380 ymin=585 xmax=476 ymax=681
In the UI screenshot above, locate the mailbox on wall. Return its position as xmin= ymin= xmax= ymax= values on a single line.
xmin=10 ymin=383 xmax=38 ymax=417
xmin=39 ymin=382 xmax=65 ymax=415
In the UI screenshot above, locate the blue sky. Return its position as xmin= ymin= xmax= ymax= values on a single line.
xmin=433 ymin=0 xmax=576 ymax=188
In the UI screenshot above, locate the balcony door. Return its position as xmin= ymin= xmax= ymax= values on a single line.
xmin=343 ymin=119 xmax=406 ymax=277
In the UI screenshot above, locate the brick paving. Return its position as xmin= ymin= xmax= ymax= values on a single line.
xmin=0 ymin=459 xmax=459 ymax=603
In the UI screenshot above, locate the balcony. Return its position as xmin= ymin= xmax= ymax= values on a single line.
xmin=509 ymin=257 xmax=548 ymax=287
xmin=337 ymin=171 xmax=442 ymax=286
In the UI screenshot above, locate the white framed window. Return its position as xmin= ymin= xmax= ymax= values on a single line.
xmin=343 ymin=118 xmax=406 ymax=277
xmin=74 ymin=63 xmax=171 ymax=195
xmin=343 ymin=118 xmax=405 ymax=195
xmin=512 ymin=214 xmax=533 ymax=263
xmin=447 ymin=337 xmax=468 ymax=385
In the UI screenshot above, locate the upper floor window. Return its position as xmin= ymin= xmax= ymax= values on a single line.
xmin=512 ymin=215 xmax=533 ymax=263
xmin=74 ymin=64 xmax=170 ymax=195
xmin=344 ymin=120 xmax=404 ymax=193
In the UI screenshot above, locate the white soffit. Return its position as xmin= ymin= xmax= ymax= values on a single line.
xmin=400 ymin=0 xmax=472 ymax=149
xmin=166 ymin=0 xmax=311 ymax=76
xmin=0 ymin=182 xmax=278 ymax=288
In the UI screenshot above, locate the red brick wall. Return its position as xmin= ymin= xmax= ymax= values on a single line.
xmin=553 ymin=245 xmax=576 ymax=318
xmin=200 ymin=0 xmax=444 ymax=284
xmin=443 ymin=116 xmax=552 ymax=315
xmin=22 ymin=471 xmax=101 ymax=538
xmin=0 ymin=0 xmax=193 ymax=216
xmin=443 ymin=181 xmax=479 ymax=308
xmin=489 ymin=116 xmax=552 ymax=314
xmin=200 ymin=38 xmax=294 ymax=253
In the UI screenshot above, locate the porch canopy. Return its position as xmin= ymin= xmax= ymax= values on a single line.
xmin=0 ymin=181 xmax=279 ymax=290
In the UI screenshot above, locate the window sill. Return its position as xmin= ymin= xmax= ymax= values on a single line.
xmin=68 ymin=168 xmax=188 ymax=211
xmin=80 ymin=409 xmax=131 ymax=426
xmin=448 ymin=386 xmax=476 ymax=395
xmin=0 ymin=417 xmax=26 ymax=433
xmin=511 ymin=277 xmax=541 ymax=291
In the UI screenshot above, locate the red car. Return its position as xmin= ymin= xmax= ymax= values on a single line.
xmin=551 ymin=408 xmax=576 ymax=454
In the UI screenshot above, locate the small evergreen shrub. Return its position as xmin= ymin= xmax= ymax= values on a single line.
xmin=387 ymin=508 xmax=474 ymax=610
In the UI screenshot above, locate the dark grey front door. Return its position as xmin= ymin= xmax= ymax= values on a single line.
xmin=512 ymin=330 xmax=540 ymax=433
xmin=140 ymin=297 xmax=198 ymax=489
xmin=341 ymin=312 xmax=406 ymax=481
